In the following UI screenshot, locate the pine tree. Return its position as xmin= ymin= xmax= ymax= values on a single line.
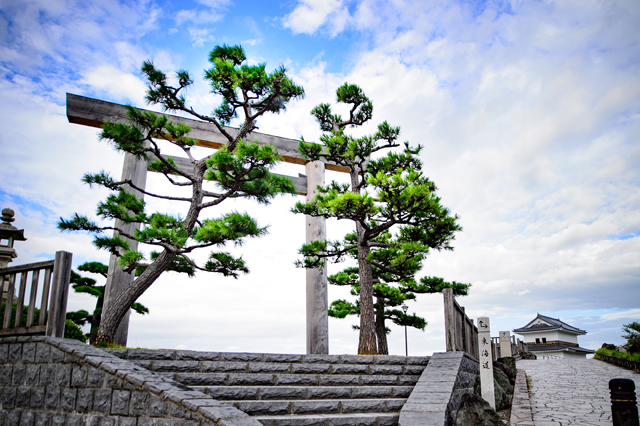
xmin=294 ymin=83 xmax=462 ymax=355
xmin=328 ymin=231 xmax=470 ymax=355
xmin=622 ymin=321 xmax=640 ymax=353
xmin=66 ymin=261 xmax=148 ymax=344
xmin=59 ymin=44 xmax=304 ymax=344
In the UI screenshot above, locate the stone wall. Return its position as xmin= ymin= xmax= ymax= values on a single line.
xmin=0 ymin=336 xmax=259 ymax=426
xmin=596 ymin=352 xmax=640 ymax=371
xmin=398 ymin=351 xmax=479 ymax=426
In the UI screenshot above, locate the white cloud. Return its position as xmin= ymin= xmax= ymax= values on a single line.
xmin=601 ymin=309 xmax=640 ymax=322
xmin=81 ymin=65 xmax=148 ymax=106
xmin=283 ymin=0 xmax=351 ymax=36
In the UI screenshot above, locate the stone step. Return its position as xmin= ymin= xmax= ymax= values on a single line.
xmin=219 ymin=398 xmax=406 ymax=416
xmin=253 ymin=412 xmax=399 ymax=426
xmin=194 ymin=385 xmax=414 ymax=400
xmin=129 ymin=359 xmax=426 ymax=375
xmin=105 ymin=349 xmax=429 ymax=367
xmin=165 ymin=372 xmax=420 ymax=387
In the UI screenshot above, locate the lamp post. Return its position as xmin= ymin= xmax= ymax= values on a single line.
xmin=402 ymin=304 xmax=408 ymax=357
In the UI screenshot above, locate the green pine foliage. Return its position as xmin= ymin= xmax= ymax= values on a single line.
xmin=58 ymin=44 xmax=304 ymax=344
xmin=326 ymin=231 xmax=470 ymax=354
xmin=622 ymin=321 xmax=640 ymax=353
xmin=293 ymin=83 xmax=465 ymax=355
xmin=66 ymin=261 xmax=149 ymax=345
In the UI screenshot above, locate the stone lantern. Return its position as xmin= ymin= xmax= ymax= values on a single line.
xmin=0 ymin=208 xmax=27 ymax=269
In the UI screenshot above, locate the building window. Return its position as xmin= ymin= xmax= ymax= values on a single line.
xmin=535 ymin=338 xmax=540 ymax=344
xmin=542 ymin=338 xmax=547 ymax=343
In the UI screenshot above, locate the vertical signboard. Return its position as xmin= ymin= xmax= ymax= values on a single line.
xmin=499 ymin=330 xmax=512 ymax=357
xmin=477 ymin=316 xmax=495 ymax=409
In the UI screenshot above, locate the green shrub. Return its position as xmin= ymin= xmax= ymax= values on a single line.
xmin=595 ymin=347 xmax=640 ymax=361
xmin=0 ymin=302 xmax=87 ymax=343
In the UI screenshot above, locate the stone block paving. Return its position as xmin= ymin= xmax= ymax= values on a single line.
xmin=517 ymin=359 xmax=640 ymax=426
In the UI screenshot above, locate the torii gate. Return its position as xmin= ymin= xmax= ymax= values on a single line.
xmin=66 ymin=93 xmax=349 ymax=354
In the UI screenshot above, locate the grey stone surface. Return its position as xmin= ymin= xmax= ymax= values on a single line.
xmin=276 ymin=374 xmax=318 ymax=386
xmin=44 ymin=387 xmax=60 ymax=410
xmin=292 ymin=400 xmax=340 ymax=415
xmin=2 ymin=388 xmax=16 ymax=409
xmin=518 ymin=358 xmax=640 ymax=426
xmin=221 ymin=353 xmax=264 ymax=363
xmin=152 ymin=361 xmax=201 ymax=373
xmin=509 ymin=369 xmax=533 ymax=426
xmin=24 ymin=366 xmax=39 ymax=386
xmin=110 ymin=390 xmax=130 ymax=415
xmin=330 ymin=364 xmax=367 ymax=375
xmin=292 ymin=364 xmax=332 ymax=375
xmin=341 ymin=399 xmax=386 ymax=413
xmin=493 ymin=366 xmax=513 ymax=395
xmin=202 ymin=362 xmax=247 ymax=373
xmin=39 ymin=365 xmax=55 ymax=386
xmin=175 ymin=351 xmax=220 ymax=361
xmin=454 ymin=393 xmax=504 ymax=426
xmin=202 ymin=386 xmax=260 ymax=400
xmin=259 ymin=387 xmax=307 ymax=401
xmin=29 ymin=387 xmax=44 ymax=409
xmin=0 ymin=366 xmax=12 ymax=385
xmin=262 ymin=354 xmax=303 ymax=364
xmin=236 ymin=401 xmax=291 ymax=416
xmin=307 ymin=387 xmax=350 ymax=400
xmin=351 ymin=387 xmax=392 ymax=399
xmin=93 ymin=389 xmax=113 ymax=413
xmin=369 ymin=365 xmax=404 ymax=376
xmin=12 ymin=366 xmax=26 ymax=385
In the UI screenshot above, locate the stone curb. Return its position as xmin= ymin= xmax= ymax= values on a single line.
xmin=398 ymin=352 xmax=479 ymax=426
xmin=509 ymin=369 xmax=533 ymax=426
xmin=0 ymin=336 xmax=261 ymax=426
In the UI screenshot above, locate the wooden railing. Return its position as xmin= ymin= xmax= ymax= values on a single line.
xmin=0 ymin=251 xmax=73 ymax=338
xmin=443 ymin=287 xmax=479 ymax=359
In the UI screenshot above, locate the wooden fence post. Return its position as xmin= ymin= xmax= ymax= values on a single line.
xmin=443 ymin=288 xmax=455 ymax=352
xmin=46 ymin=251 xmax=73 ymax=338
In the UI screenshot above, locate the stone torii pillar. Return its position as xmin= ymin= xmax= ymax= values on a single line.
xmin=67 ymin=93 xmax=335 ymax=353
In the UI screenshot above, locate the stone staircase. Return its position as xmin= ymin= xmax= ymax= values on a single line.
xmin=106 ymin=349 xmax=430 ymax=426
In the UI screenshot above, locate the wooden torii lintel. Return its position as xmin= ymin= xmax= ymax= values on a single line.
xmin=66 ymin=93 xmax=337 ymax=354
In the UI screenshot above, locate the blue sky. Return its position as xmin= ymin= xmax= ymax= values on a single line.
xmin=1 ymin=0 xmax=639 ymax=355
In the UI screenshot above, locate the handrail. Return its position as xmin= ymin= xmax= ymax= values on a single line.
xmin=0 ymin=251 xmax=72 ymax=338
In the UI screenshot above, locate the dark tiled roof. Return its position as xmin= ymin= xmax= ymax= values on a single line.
xmin=513 ymin=313 xmax=587 ymax=335
xmin=527 ymin=343 xmax=594 ymax=354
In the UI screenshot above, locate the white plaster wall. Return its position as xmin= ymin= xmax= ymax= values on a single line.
xmin=536 ymin=351 xmax=587 ymax=360
xmin=518 ymin=331 xmax=579 ymax=344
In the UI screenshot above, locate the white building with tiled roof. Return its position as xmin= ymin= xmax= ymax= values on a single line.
xmin=513 ymin=314 xmax=594 ymax=359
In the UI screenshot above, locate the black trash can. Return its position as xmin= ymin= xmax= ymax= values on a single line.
xmin=610 ymin=378 xmax=639 ymax=426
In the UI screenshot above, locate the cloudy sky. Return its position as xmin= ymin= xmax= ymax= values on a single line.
xmin=1 ymin=0 xmax=639 ymax=356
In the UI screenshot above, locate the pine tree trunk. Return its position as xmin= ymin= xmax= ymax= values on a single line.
xmin=89 ymin=295 xmax=104 ymax=345
xmin=95 ymin=161 xmax=206 ymax=346
xmin=375 ymin=296 xmax=388 ymax=355
xmin=95 ymin=250 xmax=178 ymax=344
xmin=356 ymin=223 xmax=377 ymax=355
xmin=349 ymin=166 xmax=377 ymax=356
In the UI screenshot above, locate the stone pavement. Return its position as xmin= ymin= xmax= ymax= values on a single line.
xmin=517 ymin=358 xmax=640 ymax=426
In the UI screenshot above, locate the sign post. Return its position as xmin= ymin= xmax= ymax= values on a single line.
xmin=478 ymin=316 xmax=495 ymax=409
xmin=499 ymin=330 xmax=512 ymax=358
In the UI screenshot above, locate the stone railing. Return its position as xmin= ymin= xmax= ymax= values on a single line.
xmin=443 ymin=288 xmax=479 ymax=359
xmin=0 ymin=251 xmax=72 ymax=338
xmin=491 ymin=336 xmax=529 ymax=360
xmin=596 ymin=352 xmax=640 ymax=371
